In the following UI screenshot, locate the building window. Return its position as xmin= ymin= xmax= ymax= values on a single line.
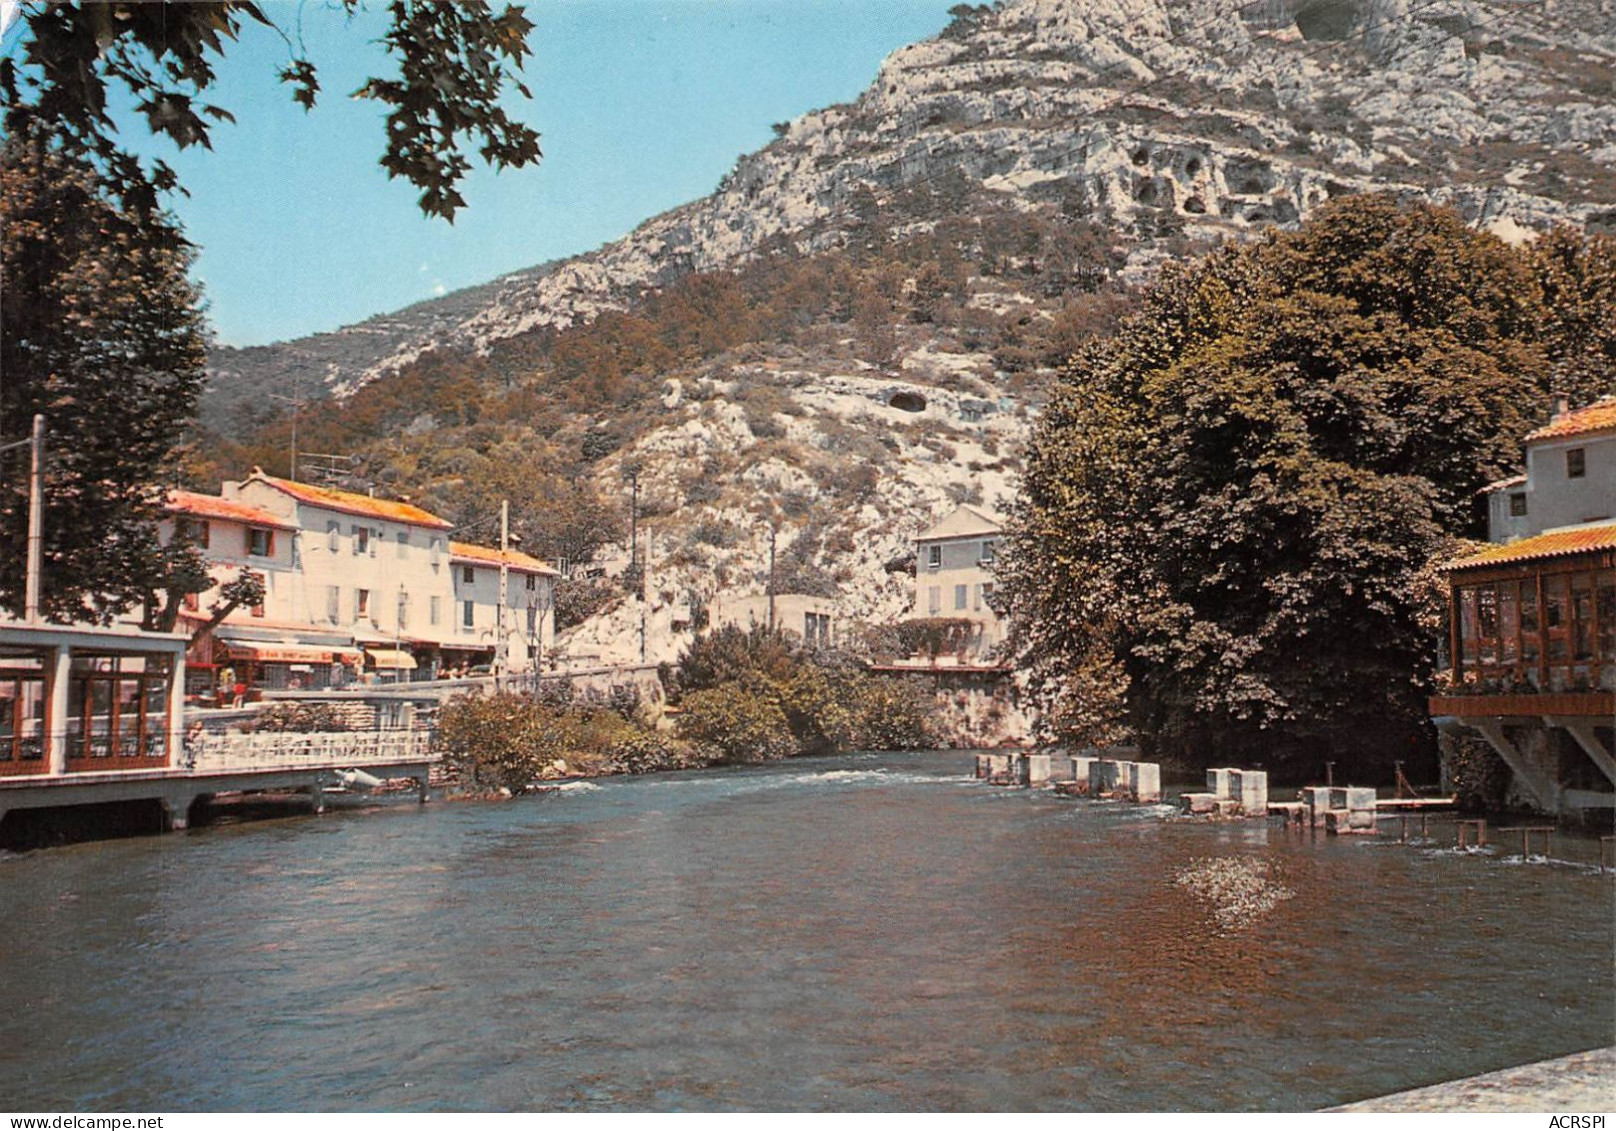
xmin=462 ymin=565 xmax=475 ymax=585
xmin=396 ymin=531 xmax=409 ymax=558
xmin=398 ymin=591 xmax=410 ymax=631
xmin=525 ymin=574 xmax=537 ymax=591
xmin=980 ymin=581 xmax=994 ymax=609
xmin=927 ymin=545 xmax=941 ymax=570
xmin=353 ymin=525 xmax=370 ymax=555
xmin=1567 ymin=447 xmax=1586 ymax=479
xmin=430 ymin=538 xmax=444 ymax=570
xmin=955 ymin=583 xmax=968 ymax=610
xmin=927 ymin=585 xmax=941 ymax=615
xmin=326 ymin=585 xmax=340 ymax=623
xmin=430 ymin=596 xmax=441 ymax=626
xmin=1509 ymin=492 xmax=1528 ymax=517
xmin=327 ymin=521 xmax=340 ymax=551
xmin=462 ymin=599 xmax=475 ymax=630
xmin=178 ymin=518 xmax=209 ymax=548
xmin=803 ymin=611 xmax=830 ymax=649
xmin=247 ymin=527 xmax=273 ymax=557
xmin=527 ymin=603 xmax=538 ymax=635
xmin=980 ymin=540 xmax=996 ymax=564
xmin=248 ymin=571 xmax=266 ymax=617
xmin=355 ymin=588 xmax=370 ymax=622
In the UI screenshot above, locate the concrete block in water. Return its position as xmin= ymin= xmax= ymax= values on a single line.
xmin=1326 ymin=807 xmax=1378 ymax=835
xmin=1133 ymin=762 xmax=1162 ymax=803
xmin=1091 ymin=760 xmax=1123 ymax=794
xmin=1344 ymin=786 xmax=1377 ymax=813
xmin=1214 ymin=798 xmax=1242 ymax=818
xmin=1303 ymin=786 xmax=1333 ymax=827
xmin=1068 ymin=757 xmax=1095 ymax=793
xmin=1021 ymin=754 xmax=1051 ymax=786
xmin=1230 ymin=769 xmax=1268 ymax=816
xmin=1180 ymin=791 xmax=1217 ymax=814
xmin=1206 ymin=767 xmax=1235 ymax=800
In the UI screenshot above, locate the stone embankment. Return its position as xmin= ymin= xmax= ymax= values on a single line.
xmin=1330 ymin=1046 xmax=1616 ymax=1112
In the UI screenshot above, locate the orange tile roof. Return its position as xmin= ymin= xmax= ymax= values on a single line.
xmin=253 ymin=473 xmax=452 ymax=529
xmin=1524 ymin=397 xmax=1616 ymax=443
xmin=166 ymin=489 xmax=297 ymax=530
xmin=1444 ymin=522 xmax=1616 ymax=571
xmin=450 ymin=541 xmax=558 ymax=575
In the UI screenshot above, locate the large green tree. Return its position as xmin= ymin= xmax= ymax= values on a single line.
xmin=0 ymin=132 xmax=207 ymax=623
xmin=0 ymin=2 xmax=543 ymax=623
xmin=1 ymin=1 xmax=541 ymax=221
xmin=1002 ymin=196 xmax=1604 ymax=777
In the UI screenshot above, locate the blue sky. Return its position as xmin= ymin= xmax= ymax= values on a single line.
xmin=4 ymin=1 xmax=958 ymax=347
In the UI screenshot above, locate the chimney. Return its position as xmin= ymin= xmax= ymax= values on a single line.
xmin=1553 ymin=395 xmax=1569 ymax=420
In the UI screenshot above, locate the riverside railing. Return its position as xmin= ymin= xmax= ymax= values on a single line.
xmin=187 ymin=729 xmax=435 ymax=773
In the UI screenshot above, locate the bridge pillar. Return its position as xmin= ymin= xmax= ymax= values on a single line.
xmin=45 ymin=644 xmax=70 ymax=776
xmin=162 ymin=791 xmax=198 ymax=832
xmin=308 ymin=782 xmax=326 ymax=815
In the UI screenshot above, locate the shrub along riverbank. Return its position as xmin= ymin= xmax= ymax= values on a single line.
xmin=434 ymin=625 xmax=937 ymax=793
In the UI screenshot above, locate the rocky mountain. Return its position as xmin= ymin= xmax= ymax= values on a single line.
xmin=200 ymin=0 xmax=1616 ymax=675
xmin=206 ymin=0 xmax=1616 ymax=420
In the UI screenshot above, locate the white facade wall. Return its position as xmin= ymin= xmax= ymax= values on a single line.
xmin=449 ymin=560 xmax=555 ymax=671
xmin=1487 ymin=431 xmax=1616 ymax=542
xmin=710 ymin=593 xmax=838 ymax=646
xmin=913 ymin=534 xmax=1004 ymax=648
xmin=227 ymin=482 xmax=453 ymax=645
xmin=157 ymin=513 xmax=298 ymax=624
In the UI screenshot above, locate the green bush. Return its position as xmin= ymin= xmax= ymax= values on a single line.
xmin=855 ymin=676 xmax=937 ymax=750
xmin=678 ymin=684 xmax=798 ymax=763
xmin=607 ymin=729 xmax=696 ymax=774
xmin=435 ymin=691 xmax=662 ymax=787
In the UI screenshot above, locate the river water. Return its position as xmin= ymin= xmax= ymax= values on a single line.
xmin=1 ymin=751 xmax=1611 ymax=1111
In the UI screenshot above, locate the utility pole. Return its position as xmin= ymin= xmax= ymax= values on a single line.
xmin=267 ymin=368 xmax=306 ymax=480
xmin=767 ymin=524 xmax=777 ymax=631
xmin=25 ymin=415 xmax=44 ymax=623
xmin=496 ymin=498 xmax=510 ymax=680
xmin=627 ymin=467 xmax=639 ymax=569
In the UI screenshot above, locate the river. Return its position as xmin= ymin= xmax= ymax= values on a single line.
xmin=0 ymin=751 xmax=1610 ymax=1111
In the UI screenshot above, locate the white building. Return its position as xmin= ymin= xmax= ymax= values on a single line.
xmin=911 ymin=504 xmax=1006 ymax=654
xmin=709 ymin=592 xmax=838 ymax=648
xmin=449 ymin=541 xmax=558 ymax=674
xmin=159 ymin=470 xmax=559 ymax=694
xmin=1485 ymin=397 xmax=1616 ymax=543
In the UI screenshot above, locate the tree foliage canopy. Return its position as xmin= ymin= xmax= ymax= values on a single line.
xmin=1001 ymin=196 xmax=1614 ymax=774
xmin=0 ymin=132 xmax=207 ymax=623
xmin=0 ymin=0 xmax=541 ymax=220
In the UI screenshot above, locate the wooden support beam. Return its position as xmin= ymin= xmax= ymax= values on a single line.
xmin=1473 ymin=719 xmax=1558 ymax=811
xmin=1546 ymin=716 xmax=1616 ymax=787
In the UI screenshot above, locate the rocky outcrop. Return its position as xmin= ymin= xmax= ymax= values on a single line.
xmin=206 ymin=0 xmax=1616 ymax=412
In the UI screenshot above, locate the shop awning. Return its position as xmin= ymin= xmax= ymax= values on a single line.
xmin=365 ymin=648 xmax=418 ymax=670
xmin=225 ymin=643 xmax=344 ymax=664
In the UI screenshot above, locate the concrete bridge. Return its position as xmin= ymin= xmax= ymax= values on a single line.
xmin=0 ymin=728 xmax=436 ymax=833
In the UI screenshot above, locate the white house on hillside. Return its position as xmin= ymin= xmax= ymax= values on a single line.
xmin=910 ymin=504 xmax=1006 ymax=655
xmin=1485 ymin=397 xmax=1616 ymax=543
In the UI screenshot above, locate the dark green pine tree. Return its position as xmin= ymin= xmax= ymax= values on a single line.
xmin=0 ymin=129 xmax=209 ymax=625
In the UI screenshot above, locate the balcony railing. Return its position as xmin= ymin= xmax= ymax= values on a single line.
xmin=187 ymin=729 xmax=435 ymax=772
